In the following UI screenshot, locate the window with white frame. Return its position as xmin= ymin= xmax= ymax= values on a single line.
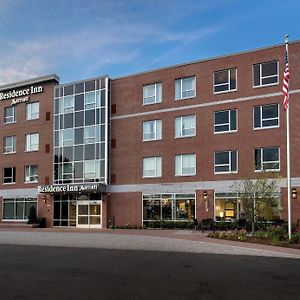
xmin=25 ymin=165 xmax=38 ymax=182
xmin=175 ymin=76 xmax=196 ymax=100
xmin=4 ymin=106 xmax=16 ymax=123
xmin=214 ymin=109 xmax=237 ymax=133
xmin=143 ymin=120 xmax=162 ymax=141
xmin=84 ymin=126 xmax=100 ymax=144
xmin=4 ymin=136 xmax=16 ymax=154
xmin=214 ymin=68 xmax=237 ymax=93
xmin=143 ymin=83 xmax=162 ymax=105
xmin=26 ymin=102 xmax=39 ymax=120
xmin=175 ymin=154 xmax=196 ymax=176
xmin=85 ymin=91 xmax=96 ymax=109
xmin=255 ymin=147 xmax=279 ymax=171
xmin=175 ymin=115 xmax=196 ymax=138
xmin=63 ymin=95 xmax=74 ymax=113
xmin=84 ymin=160 xmax=100 ymax=181
xmin=25 ymin=133 xmax=39 ymax=151
xmin=3 ymin=167 xmax=16 ymax=184
xmin=254 ymin=104 xmax=279 ymax=129
xmin=61 ymin=128 xmax=74 ymax=146
xmin=214 ymin=150 xmax=237 ymax=174
xmin=253 ymin=61 xmax=278 ymax=87
xmin=143 ymin=157 xmax=162 ymax=178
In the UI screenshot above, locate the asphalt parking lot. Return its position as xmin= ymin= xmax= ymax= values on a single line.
xmin=0 ymin=244 xmax=299 ymax=300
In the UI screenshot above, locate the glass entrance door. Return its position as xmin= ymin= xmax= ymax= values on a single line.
xmin=77 ymin=201 xmax=102 ymax=228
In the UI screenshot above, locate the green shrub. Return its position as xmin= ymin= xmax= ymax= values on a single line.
xmin=207 ymin=230 xmax=247 ymax=241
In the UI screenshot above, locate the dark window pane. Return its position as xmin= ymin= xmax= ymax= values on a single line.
xmin=55 ymin=88 xmax=60 ymax=98
xmin=74 ymin=162 xmax=83 ymax=179
xmin=101 ymin=109 xmax=105 ymax=124
xmin=262 ymin=119 xmax=278 ymax=127
xmin=61 ymin=202 xmax=68 ymax=219
xmin=75 ymin=82 xmax=84 ymax=94
xmin=54 ymin=202 xmax=61 ymax=219
xmin=215 ymin=152 xmax=229 ymax=164
xmin=254 ymin=107 xmax=261 ymax=128
xmin=101 ymin=90 xmax=106 ymax=106
xmin=85 ymin=80 xmax=95 ymax=92
xmin=215 ymin=70 xmax=228 ymax=85
xmin=85 ymin=144 xmax=95 ymax=160
xmin=100 ymin=160 xmax=105 ymax=178
xmin=75 ymin=128 xmax=84 ymax=145
xmin=96 ymin=109 xmax=100 ymax=124
xmin=262 ymin=76 xmax=277 ymax=85
xmin=85 ymin=110 xmax=95 ymax=126
xmin=74 ymin=145 xmax=83 ymax=161
xmin=54 ymin=131 xmax=59 ymax=147
xmin=75 ymin=94 xmax=84 ymax=111
xmin=64 ymin=85 xmax=74 ymax=96
xmin=64 ymin=113 xmax=73 ymax=129
xmin=63 ymin=147 xmax=73 ymax=162
xmin=262 ymin=61 xmax=277 ymax=77
xmin=215 ymin=165 xmax=229 ymax=172
xmin=230 ymin=110 xmax=236 ymax=130
xmin=75 ymin=111 xmax=84 ymax=127
xmin=55 ymin=98 xmax=60 ymax=114
xmin=255 ymin=149 xmax=261 ymax=170
xmin=100 ymin=125 xmax=105 ymax=142
xmin=55 ymin=115 xmax=59 ymax=130
xmin=96 ymin=143 xmax=100 ymax=159
xmin=215 ymin=111 xmax=229 ymax=125
xmin=262 ymin=104 xmax=278 ymax=119
xmin=100 ymin=143 xmax=105 ymax=159
xmin=263 ymin=148 xmax=278 ymax=161
xmin=215 ymin=125 xmax=229 ymax=132
xmin=214 ymin=84 xmax=229 ymax=92
xmin=230 ymin=70 xmax=236 ymax=89
xmin=231 ymin=151 xmax=237 ymax=171
xmin=253 ymin=65 xmax=260 ymax=86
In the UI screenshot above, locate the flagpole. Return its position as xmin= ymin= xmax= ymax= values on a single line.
xmin=285 ymin=34 xmax=292 ymax=240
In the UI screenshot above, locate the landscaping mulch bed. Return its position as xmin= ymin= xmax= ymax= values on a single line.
xmin=244 ymin=236 xmax=300 ymax=249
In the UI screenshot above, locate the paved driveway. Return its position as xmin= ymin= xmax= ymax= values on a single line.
xmin=0 ymin=228 xmax=299 ymax=259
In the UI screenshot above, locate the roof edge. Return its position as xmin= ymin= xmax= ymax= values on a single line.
xmin=0 ymin=74 xmax=60 ymax=91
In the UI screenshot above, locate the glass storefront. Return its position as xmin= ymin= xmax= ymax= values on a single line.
xmin=3 ymin=198 xmax=37 ymax=220
xmin=143 ymin=193 xmax=195 ymax=224
xmin=53 ymin=193 xmax=101 ymax=227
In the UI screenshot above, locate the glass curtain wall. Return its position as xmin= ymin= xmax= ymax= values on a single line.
xmin=54 ymin=77 xmax=109 ymax=184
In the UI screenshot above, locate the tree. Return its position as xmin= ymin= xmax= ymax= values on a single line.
xmin=232 ymin=173 xmax=279 ymax=234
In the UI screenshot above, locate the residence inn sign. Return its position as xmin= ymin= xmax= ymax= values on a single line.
xmin=0 ymin=85 xmax=43 ymax=105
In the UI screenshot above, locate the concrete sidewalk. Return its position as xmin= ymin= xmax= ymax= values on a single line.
xmin=0 ymin=227 xmax=299 ymax=259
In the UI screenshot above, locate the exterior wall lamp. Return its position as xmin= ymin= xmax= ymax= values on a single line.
xmin=42 ymin=195 xmax=47 ymax=203
xmin=292 ymin=188 xmax=297 ymax=199
xmin=203 ymin=191 xmax=209 ymax=212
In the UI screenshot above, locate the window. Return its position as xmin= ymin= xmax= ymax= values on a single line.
xmin=63 ymin=95 xmax=74 ymax=113
xmin=254 ymin=104 xmax=279 ymax=129
xmin=143 ymin=194 xmax=195 ymax=223
xmin=143 ymin=120 xmax=162 ymax=141
xmin=2 ymin=197 xmax=37 ymax=220
xmin=214 ymin=151 xmax=237 ymax=174
xmin=4 ymin=136 xmax=16 ymax=153
xmin=143 ymin=157 xmax=162 ymax=178
xmin=84 ymin=160 xmax=100 ymax=181
xmin=3 ymin=167 xmax=16 ymax=183
xmin=175 ymin=76 xmax=196 ymax=100
xmin=214 ymin=68 xmax=237 ymax=93
xmin=143 ymin=83 xmax=162 ymax=105
xmin=215 ymin=193 xmax=239 ymax=221
xmin=85 ymin=92 xmax=96 ymax=109
xmin=25 ymin=133 xmax=39 ymax=151
xmin=253 ymin=61 xmax=278 ymax=87
xmin=175 ymin=154 xmax=196 ymax=176
xmin=25 ymin=165 xmax=38 ymax=182
xmin=26 ymin=102 xmax=39 ymax=120
xmin=214 ymin=109 xmax=237 ymax=133
xmin=61 ymin=129 xmax=74 ymax=146
xmin=255 ymin=147 xmax=279 ymax=171
xmin=4 ymin=106 xmax=16 ymax=123
xmin=84 ymin=126 xmax=100 ymax=144
xmin=175 ymin=115 xmax=196 ymax=138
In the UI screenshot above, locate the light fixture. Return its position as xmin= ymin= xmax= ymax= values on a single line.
xmin=203 ymin=191 xmax=208 ymax=200
xmin=219 ymin=212 xmax=224 ymax=218
xmin=292 ymin=188 xmax=297 ymax=199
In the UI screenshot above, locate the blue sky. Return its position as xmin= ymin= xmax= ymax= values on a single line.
xmin=0 ymin=0 xmax=299 ymax=85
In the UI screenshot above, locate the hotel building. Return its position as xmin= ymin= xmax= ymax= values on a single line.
xmin=0 ymin=40 xmax=300 ymax=228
